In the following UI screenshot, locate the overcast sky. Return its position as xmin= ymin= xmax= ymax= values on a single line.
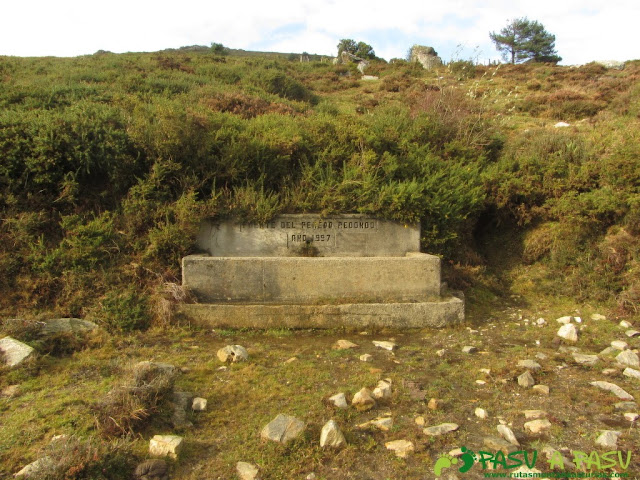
xmin=2 ymin=0 xmax=638 ymax=65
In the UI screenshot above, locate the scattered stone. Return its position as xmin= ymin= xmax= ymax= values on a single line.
xmin=518 ymin=371 xmax=535 ymax=388
xmin=414 ymin=416 xmax=425 ymax=426
xmin=320 ymin=420 xmax=346 ymax=448
xmin=624 ymin=412 xmax=639 ymax=422
xmin=536 ymin=318 xmax=546 ymax=326
xmin=41 ymin=318 xmax=99 ymax=336
xmin=557 ymin=324 xmax=578 ymax=342
xmin=328 ymin=392 xmax=349 ymax=409
xmin=542 ymin=446 xmax=574 ymax=471
xmin=306 ymin=474 xmax=316 ymax=480
xmin=614 ymin=401 xmax=638 ymax=411
xmin=149 ymin=435 xmax=183 ymax=459
xmin=462 ymin=346 xmax=477 ymax=354
xmin=524 ymin=419 xmax=551 ymax=434
xmin=497 ymin=425 xmax=520 ymax=446
xmin=372 ymin=379 xmax=392 ymax=400
xmin=623 ymin=368 xmax=640 ymax=380
xmin=372 ymin=340 xmax=397 ymax=351
xmin=134 ymin=459 xmax=169 ymax=480
xmin=14 ymin=457 xmax=55 ymax=478
xmin=284 ymin=357 xmax=298 ymax=364
xmin=423 ymin=423 xmax=459 ymax=436
xmin=524 ymin=410 xmax=547 ymax=420
xmin=358 ymin=417 xmax=393 ymax=431
xmin=261 ymin=414 xmax=305 ymax=443
xmin=558 ymin=346 xmax=579 ymax=353
xmin=359 ymin=354 xmax=373 ymax=362
xmin=333 ymin=339 xmax=358 ymax=350
xmin=236 ymin=461 xmax=260 ymax=480
xmin=602 ymin=368 xmax=618 ymax=375
xmin=475 ymin=408 xmax=488 ymax=419
xmin=436 ymin=349 xmax=446 ymax=357
xmin=535 ymin=353 xmax=548 ymax=360
xmin=352 ymin=388 xmax=376 ymax=411
xmin=600 ymin=347 xmax=618 ymax=356
xmin=626 ymin=330 xmax=640 ymax=338
xmin=619 ymin=320 xmax=633 ymax=328
xmin=556 ymin=316 xmax=573 ymax=324
xmin=427 ymin=398 xmax=440 ymax=410
xmin=611 ymin=340 xmax=628 ymax=351
xmin=572 ymin=353 xmax=599 ymax=366
xmin=591 ymin=381 xmax=634 ymax=400
xmin=361 ymin=75 xmax=379 ymax=81
xmin=217 ymin=345 xmax=249 ymax=363
xmin=554 ymin=122 xmax=570 ymax=128
xmin=615 ymin=350 xmax=640 ymax=368
xmin=532 ymin=385 xmax=549 ymax=395
xmin=475 ymin=380 xmax=486 ymax=385
xmin=192 ymin=397 xmax=207 ymax=411
xmin=483 ymin=436 xmax=517 ymax=454
xmin=595 ymin=430 xmax=621 ymax=449
xmin=0 ymin=336 xmax=34 ymax=367
xmin=385 ymin=439 xmax=415 ymax=458
xmin=479 ymin=368 xmax=491 ymax=375
xmin=171 ymin=391 xmax=193 ymax=429
xmin=1 ymin=385 xmax=20 ymax=398
xmin=517 ymin=360 xmax=542 ymax=370
xmin=591 ymin=314 xmax=607 ymax=321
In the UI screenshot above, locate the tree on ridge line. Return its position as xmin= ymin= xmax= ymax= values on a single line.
xmin=490 ymin=17 xmax=561 ymax=64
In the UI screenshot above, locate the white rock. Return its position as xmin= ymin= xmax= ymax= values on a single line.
xmin=616 ymin=350 xmax=640 ymax=368
xmin=497 ymin=424 xmax=520 ymax=446
xmin=333 ymin=339 xmax=358 ymax=350
xmin=372 ymin=379 xmax=392 ymax=400
xmin=623 ymin=368 xmax=640 ymax=380
xmin=535 ymin=353 xmax=548 ymax=360
xmin=591 ymin=314 xmax=606 ymax=321
xmin=532 ymin=385 xmax=550 ymax=396
xmin=462 ymin=346 xmax=477 ymax=354
xmin=518 ymin=371 xmax=535 ymax=387
xmin=385 ymin=439 xmax=414 ymax=458
xmin=475 ymin=408 xmax=488 ymax=419
xmin=574 ymin=316 xmax=582 ymax=323
xmin=556 ymin=316 xmax=573 ymax=324
xmin=557 ymin=324 xmax=578 ymax=342
xmin=14 ymin=457 xmax=55 ymax=478
xmin=320 ymin=420 xmax=346 ymax=448
xmin=260 ymin=414 xmax=305 ymax=443
xmin=602 ymin=368 xmax=618 ymax=375
xmin=554 ymin=122 xmax=570 ymax=128
xmin=0 ymin=336 xmax=34 ymax=367
xmin=217 ymin=345 xmax=249 ymax=363
xmin=517 ymin=360 xmax=542 ymax=370
xmin=572 ymin=353 xmax=599 ymax=366
xmin=624 ymin=412 xmax=639 ymax=422
xmin=536 ymin=318 xmax=546 ymax=325
xmin=328 ymin=392 xmax=349 ymax=409
xmin=591 ymin=381 xmax=634 ymax=400
xmin=192 ymin=397 xmax=207 ymax=411
xmin=351 ymin=388 xmax=376 ymax=411
xmin=626 ymin=330 xmax=640 ymax=338
xmin=423 ymin=423 xmax=459 ymax=436
xmin=358 ymin=417 xmax=393 ymax=431
xmin=595 ymin=430 xmax=621 ymax=449
xmin=372 ymin=340 xmax=397 ymax=351
xmin=611 ymin=340 xmax=629 ymax=351
xmin=436 ymin=349 xmax=446 ymax=357
xmin=149 ymin=435 xmax=183 ymax=459
xmin=524 ymin=419 xmax=551 ymax=434
xmin=479 ymin=368 xmax=491 ymax=375
xmin=359 ymin=354 xmax=373 ymax=362
xmin=236 ymin=462 xmax=260 ymax=480
xmin=619 ymin=320 xmax=633 ymax=328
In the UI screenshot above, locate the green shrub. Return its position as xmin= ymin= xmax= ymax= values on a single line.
xmin=100 ymin=288 xmax=150 ymax=333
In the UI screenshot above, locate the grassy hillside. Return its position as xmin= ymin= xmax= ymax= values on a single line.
xmin=1 ymin=48 xmax=640 ymax=479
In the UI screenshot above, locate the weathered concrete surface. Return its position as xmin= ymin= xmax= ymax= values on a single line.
xmin=183 ymin=253 xmax=440 ymax=303
xmin=178 ymin=296 xmax=464 ymax=329
xmin=195 ymin=215 xmax=420 ymax=257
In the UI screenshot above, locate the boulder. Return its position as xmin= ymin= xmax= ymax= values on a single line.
xmin=260 ymin=414 xmax=305 ymax=443
xmin=134 ymin=459 xmax=169 ymax=480
xmin=351 ymin=388 xmax=376 ymax=411
xmin=423 ymin=423 xmax=459 ymax=436
xmin=328 ymin=392 xmax=348 ymax=409
xmin=409 ymin=45 xmax=443 ymax=70
xmin=320 ymin=420 xmax=346 ymax=448
xmin=0 ymin=336 xmax=34 ymax=367
xmin=217 ymin=345 xmax=249 ymax=362
xmin=149 ymin=435 xmax=183 ymax=459
xmin=236 ymin=461 xmax=260 ymax=480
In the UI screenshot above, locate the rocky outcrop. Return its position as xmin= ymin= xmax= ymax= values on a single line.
xmin=409 ymin=45 xmax=442 ymax=70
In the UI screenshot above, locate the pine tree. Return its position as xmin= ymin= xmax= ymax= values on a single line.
xmin=490 ymin=18 xmax=561 ymax=64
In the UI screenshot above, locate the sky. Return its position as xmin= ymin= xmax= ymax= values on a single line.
xmin=2 ymin=0 xmax=638 ymax=65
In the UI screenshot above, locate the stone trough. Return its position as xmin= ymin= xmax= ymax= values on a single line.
xmin=179 ymin=215 xmax=464 ymax=329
